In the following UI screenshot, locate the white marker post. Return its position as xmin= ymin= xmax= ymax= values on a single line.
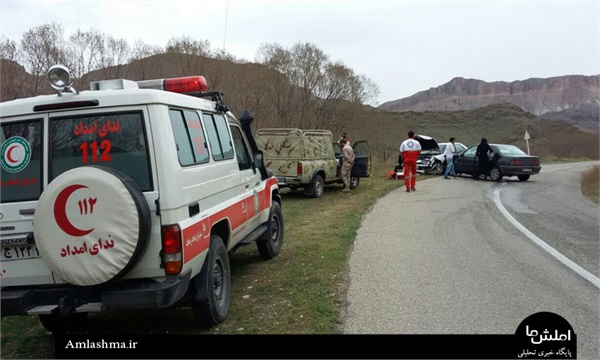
xmin=524 ymin=130 xmax=530 ymax=155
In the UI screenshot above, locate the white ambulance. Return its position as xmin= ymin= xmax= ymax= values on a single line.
xmin=0 ymin=65 xmax=284 ymax=332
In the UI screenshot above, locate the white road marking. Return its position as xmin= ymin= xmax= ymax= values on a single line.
xmin=494 ymin=186 xmax=600 ymax=289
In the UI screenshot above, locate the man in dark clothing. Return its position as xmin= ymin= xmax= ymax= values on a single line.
xmin=474 ymin=137 xmax=493 ymax=180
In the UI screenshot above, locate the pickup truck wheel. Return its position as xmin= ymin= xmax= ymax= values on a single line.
xmin=192 ymin=235 xmax=231 ymax=325
xmin=349 ymin=176 xmax=360 ymax=189
xmin=38 ymin=313 xmax=89 ymax=334
xmin=33 ymin=166 xmax=151 ymax=286
xmin=305 ymin=174 xmax=324 ymax=198
xmin=257 ymin=201 xmax=284 ymax=259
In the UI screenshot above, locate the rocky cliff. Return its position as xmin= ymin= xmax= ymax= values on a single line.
xmin=378 ymin=75 xmax=600 ymax=131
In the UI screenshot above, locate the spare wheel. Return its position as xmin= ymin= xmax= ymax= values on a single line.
xmin=34 ymin=166 xmax=151 ymax=286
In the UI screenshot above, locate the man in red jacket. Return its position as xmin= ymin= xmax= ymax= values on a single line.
xmin=399 ymin=130 xmax=422 ymax=193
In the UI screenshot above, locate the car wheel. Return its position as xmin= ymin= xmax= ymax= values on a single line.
xmin=349 ymin=176 xmax=360 ymax=189
xmin=305 ymin=174 xmax=324 ymax=198
xmin=489 ymin=166 xmax=503 ymax=181
xmin=518 ymin=175 xmax=530 ymax=181
xmin=33 ymin=166 xmax=151 ymax=286
xmin=192 ymin=235 xmax=231 ymax=326
xmin=38 ymin=313 xmax=89 ymax=334
xmin=431 ymin=161 xmax=442 ymax=175
xmin=257 ymin=201 xmax=284 ymax=259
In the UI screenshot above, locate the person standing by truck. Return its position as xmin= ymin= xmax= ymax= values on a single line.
xmin=339 ymin=131 xmax=350 ymax=146
xmin=399 ymin=130 xmax=422 ymax=192
xmin=340 ymin=138 xmax=355 ymax=193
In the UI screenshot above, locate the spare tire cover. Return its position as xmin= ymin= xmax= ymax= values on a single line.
xmin=34 ymin=166 xmax=151 ymax=286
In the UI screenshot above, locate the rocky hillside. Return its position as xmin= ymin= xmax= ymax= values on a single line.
xmin=378 ymin=75 xmax=600 ymax=131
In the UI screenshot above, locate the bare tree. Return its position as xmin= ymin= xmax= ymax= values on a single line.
xmin=0 ymin=36 xmax=28 ymax=101
xmin=19 ymin=22 xmax=69 ymax=96
xmin=165 ymin=36 xmax=211 ymax=75
xmin=128 ymin=40 xmax=162 ymax=80
xmin=256 ymin=41 xmax=380 ymax=131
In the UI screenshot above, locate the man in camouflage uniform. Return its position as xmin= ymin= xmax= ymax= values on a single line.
xmin=340 ymin=139 xmax=355 ymax=193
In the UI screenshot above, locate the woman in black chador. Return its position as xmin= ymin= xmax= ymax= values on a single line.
xmin=474 ymin=137 xmax=493 ymax=180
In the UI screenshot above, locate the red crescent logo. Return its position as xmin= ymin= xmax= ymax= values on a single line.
xmin=54 ymin=184 xmax=94 ymax=237
xmin=6 ymin=145 xmax=18 ymax=163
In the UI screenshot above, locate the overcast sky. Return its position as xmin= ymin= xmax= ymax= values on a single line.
xmin=1 ymin=0 xmax=598 ymax=106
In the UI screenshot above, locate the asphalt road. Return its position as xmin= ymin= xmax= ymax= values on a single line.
xmin=342 ymin=161 xmax=600 ymax=359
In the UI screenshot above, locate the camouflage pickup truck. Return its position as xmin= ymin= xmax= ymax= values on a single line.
xmin=255 ymin=128 xmax=371 ymax=198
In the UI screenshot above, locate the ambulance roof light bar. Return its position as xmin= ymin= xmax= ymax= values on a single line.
xmin=47 ymin=65 xmax=78 ymax=96
xmin=137 ymin=76 xmax=208 ymax=95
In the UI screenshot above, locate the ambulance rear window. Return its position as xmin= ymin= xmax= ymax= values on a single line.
xmin=1 ymin=120 xmax=43 ymax=203
xmin=50 ymin=111 xmax=152 ymax=191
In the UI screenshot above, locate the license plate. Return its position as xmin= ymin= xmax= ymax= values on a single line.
xmin=1 ymin=244 xmax=40 ymax=261
xmin=276 ymin=177 xmax=286 ymax=184
xmin=523 ymin=168 xmax=532 ymax=172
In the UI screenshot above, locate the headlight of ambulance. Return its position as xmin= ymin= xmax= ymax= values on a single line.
xmin=47 ymin=65 xmax=74 ymax=91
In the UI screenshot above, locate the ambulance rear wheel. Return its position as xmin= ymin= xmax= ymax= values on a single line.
xmin=192 ymin=235 xmax=231 ymax=326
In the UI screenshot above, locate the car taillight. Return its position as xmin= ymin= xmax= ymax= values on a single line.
xmin=533 ymin=159 xmax=540 ymax=166
xmin=297 ymin=163 xmax=303 ymax=175
xmin=161 ymin=225 xmax=182 ymax=275
xmin=511 ymin=160 xmax=522 ymax=166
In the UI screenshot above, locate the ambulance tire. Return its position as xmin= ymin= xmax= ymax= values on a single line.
xmin=38 ymin=313 xmax=89 ymax=334
xmin=257 ymin=201 xmax=283 ymax=259
xmin=33 ymin=166 xmax=151 ymax=286
xmin=193 ymin=235 xmax=231 ymax=326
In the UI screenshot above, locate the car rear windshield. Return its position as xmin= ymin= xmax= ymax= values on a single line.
xmin=494 ymin=145 xmax=527 ymax=156
xmin=50 ymin=111 xmax=152 ymax=192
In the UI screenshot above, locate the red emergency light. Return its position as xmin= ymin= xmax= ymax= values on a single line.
xmin=137 ymin=76 xmax=208 ymax=94
xmin=164 ymin=76 xmax=208 ymax=93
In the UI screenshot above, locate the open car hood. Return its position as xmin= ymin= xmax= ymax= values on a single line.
xmin=414 ymin=134 xmax=440 ymax=153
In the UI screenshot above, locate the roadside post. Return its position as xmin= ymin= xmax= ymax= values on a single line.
xmin=524 ymin=130 xmax=530 ymax=155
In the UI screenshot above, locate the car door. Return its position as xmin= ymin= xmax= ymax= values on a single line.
xmin=454 ymin=145 xmax=478 ymax=175
xmin=351 ymin=140 xmax=371 ymax=178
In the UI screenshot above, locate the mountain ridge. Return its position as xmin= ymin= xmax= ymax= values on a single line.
xmin=378 ymin=75 xmax=600 ymax=131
